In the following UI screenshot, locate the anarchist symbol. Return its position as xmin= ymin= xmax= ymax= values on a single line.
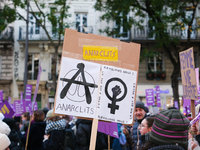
xmin=60 ymin=63 xmax=98 ymax=104
xmin=105 ymin=78 xmax=127 ymax=114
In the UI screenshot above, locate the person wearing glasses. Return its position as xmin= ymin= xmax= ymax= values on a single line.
xmin=124 ymin=116 xmax=154 ymax=150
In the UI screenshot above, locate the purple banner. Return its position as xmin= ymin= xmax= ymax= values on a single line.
xmin=0 ymin=91 xmax=3 ymax=105
xmin=32 ymin=61 xmax=42 ymax=111
xmin=0 ymin=101 xmax=15 ymax=118
xmin=98 ymin=121 xmax=119 ymax=138
xmin=14 ymin=100 xmax=23 ymax=116
xmin=25 ymin=84 xmax=32 ymax=102
xmin=8 ymin=97 xmax=11 ymax=104
xmin=183 ymin=98 xmax=191 ymax=107
xmin=145 ymin=89 xmax=154 ymax=106
xmin=174 ymin=101 xmax=179 ymax=109
xmin=155 ymin=86 xmax=161 ymax=107
xmin=20 ymin=92 xmax=25 ymax=113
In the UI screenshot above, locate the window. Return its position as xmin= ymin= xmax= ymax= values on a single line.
xmin=114 ymin=12 xmax=129 ymax=39
xmin=28 ymin=54 xmax=39 ymax=80
xmin=49 ymin=54 xmax=61 ymax=80
xmin=76 ymin=13 xmax=87 ymax=33
xmin=147 ymin=53 xmax=164 ymax=72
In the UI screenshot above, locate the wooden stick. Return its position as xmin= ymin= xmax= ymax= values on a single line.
xmin=25 ymin=114 xmax=33 ymax=150
xmin=191 ymin=100 xmax=195 ymax=119
xmin=108 ymin=135 xmax=110 ymax=150
xmin=89 ymin=118 xmax=98 ymax=150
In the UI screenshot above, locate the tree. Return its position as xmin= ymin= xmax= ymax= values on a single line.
xmin=13 ymin=0 xmax=71 ymax=95
xmin=94 ymin=0 xmax=199 ymax=108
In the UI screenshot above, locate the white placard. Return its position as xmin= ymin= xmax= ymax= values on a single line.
xmin=55 ymin=57 xmax=101 ymax=119
xmin=96 ymin=65 xmax=137 ymax=124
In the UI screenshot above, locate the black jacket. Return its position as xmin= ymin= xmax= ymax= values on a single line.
xmin=148 ymin=145 xmax=185 ymax=150
xmin=22 ymin=121 xmax=46 ymax=150
xmin=76 ymin=119 xmax=107 ymax=150
xmin=43 ymin=130 xmax=65 ymax=150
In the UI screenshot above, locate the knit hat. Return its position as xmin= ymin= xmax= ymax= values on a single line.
xmin=45 ymin=109 xmax=58 ymax=120
xmin=135 ymin=101 xmax=146 ymax=111
xmin=0 ymin=133 xmax=11 ymax=150
xmin=150 ymin=109 xmax=189 ymax=149
xmin=0 ymin=120 xmax=11 ymax=135
xmin=0 ymin=113 xmax=4 ymax=120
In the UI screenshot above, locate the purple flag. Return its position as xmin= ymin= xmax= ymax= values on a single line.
xmin=14 ymin=100 xmax=24 ymax=116
xmin=0 ymin=91 xmax=3 ymax=105
xmin=8 ymin=97 xmax=11 ymax=104
xmin=25 ymin=84 xmax=32 ymax=102
xmin=145 ymin=89 xmax=154 ymax=106
xmin=183 ymin=98 xmax=191 ymax=107
xmin=0 ymin=101 xmax=15 ymax=118
xmin=98 ymin=121 xmax=119 ymax=138
xmin=155 ymin=86 xmax=161 ymax=107
xmin=32 ymin=60 xmax=42 ymax=111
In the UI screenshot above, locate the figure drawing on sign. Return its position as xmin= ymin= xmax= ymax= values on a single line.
xmin=105 ymin=78 xmax=127 ymax=114
xmin=60 ymin=63 xmax=98 ymax=104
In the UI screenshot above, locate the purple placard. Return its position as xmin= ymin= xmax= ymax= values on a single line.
xmin=0 ymin=91 xmax=3 ymax=105
xmin=156 ymin=86 xmax=161 ymax=107
xmin=174 ymin=101 xmax=179 ymax=109
xmin=32 ymin=61 xmax=42 ymax=111
xmin=25 ymin=84 xmax=32 ymax=102
xmin=0 ymin=101 xmax=15 ymax=118
xmin=98 ymin=121 xmax=119 ymax=138
xmin=14 ymin=100 xmax=23 ymax=116
xmin=23 ymin=100 xmax=31 ymax=113
xmin=145 ymin=89 xmax=154 ymax=106
xmin=20 ymin=92 xmax=25 ymax=113
xmin=183 ymin=98 xmax=191 ymax=107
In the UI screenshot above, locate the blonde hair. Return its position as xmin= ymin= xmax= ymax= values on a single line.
xmin=195 ymin=104 xmax=200 ymax=115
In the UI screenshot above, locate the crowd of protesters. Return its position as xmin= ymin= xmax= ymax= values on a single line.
xmin=0 ymin=101 xmax=199 ymax=150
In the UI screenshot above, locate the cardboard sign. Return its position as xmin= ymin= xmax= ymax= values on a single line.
xmin=179 ymin=48 xmax=198 ymax=100
xmin=54 ymin=29 xmax=140 ymax=125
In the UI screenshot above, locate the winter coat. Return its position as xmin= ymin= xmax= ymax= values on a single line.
xmin=43 ymin=119 xmax=66 ymax=150
xmin=3 ymin=118 xmax=20 ymax=150
xmin=43 ymin=130 xmax=65 ymax=150
xmin=131 ymin=114 xmax=147 ymax=150
xmin=22 ymin=121 xmax=46 ymax=150
xmin=195 ymin=134 xmax=200 ymax=145
xmin=76 ymin=119 xmax=107 ymax=150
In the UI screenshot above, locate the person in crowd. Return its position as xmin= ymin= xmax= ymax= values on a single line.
xmin=43 ymin=116 xmax=66 ymax=150
xmin=124 ymin=117 xmax=155 ymax=149
xmin=76 ymin=119 xmax=107 ymax=150
xmin=0 ymin=133 xmax=11 ymax=150
xmin=188 ymin=127 xmax=200 ymax=150
xmin=0 ymin=117 xmax=11 ymax=136
xmin=191 ymin=104 xmax=200 ymax=145
xmin=131 ymin=101 xmax=147 ymax=150
xmin=45 ymin=109 xmax=58 ymax=121
xmin=21 ymin=110 xmax=46 ymax=150
xmin=3 ymin=118 xmax=20 ymax=150
xmin=19 ymin=112 xmax=30 ymax=135
xmin=42 ymin=108 xmax=49 ymax=118
xmin=140 ymin=109 xmax=189 ymax=150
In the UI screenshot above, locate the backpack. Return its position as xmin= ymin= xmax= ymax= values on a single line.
xmin=59 ymin=125 xmax=78 ymax=150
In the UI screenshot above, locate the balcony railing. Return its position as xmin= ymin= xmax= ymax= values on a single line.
xmin=134 ymin=25 xmax=200 ymax=40
xmin=0 ymin=26 xmax=14 ymax=41
xmin=18 ymin=26 xmax=94 ymax=40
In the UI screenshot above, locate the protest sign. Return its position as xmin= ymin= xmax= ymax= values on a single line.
xmin=54 ymin=29 xmax=140 ymax=125
xmin=98 ymin=121 xmax=118 ymax=138
xmin=179 ymin=48 xmax=198 ymax=100
xmin=25 ymin=84 xmax=32 ymax=102
xmin=155 ymin=86 xmax=161 ymax=107
xmin=145 ymin=89 xmax=154 ymax=106
xmin=0 ymin=91 xmax=3 ymax=105
xmin=0 ymin=101 xmax=15 ymax=118
xmin=54 ymin=29 xmax=140 ymax=150
xmin=14 ymin=100 xmax=23 ymax=116
xmin=180 ymin=48 xmax=197 ymax=118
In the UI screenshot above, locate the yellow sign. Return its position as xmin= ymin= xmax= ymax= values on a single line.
xmin=83 ymin=45 xmax=118 ymax=61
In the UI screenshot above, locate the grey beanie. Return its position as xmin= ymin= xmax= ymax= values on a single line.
xmin=135 ymin=101 xmax=146 ymax=111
